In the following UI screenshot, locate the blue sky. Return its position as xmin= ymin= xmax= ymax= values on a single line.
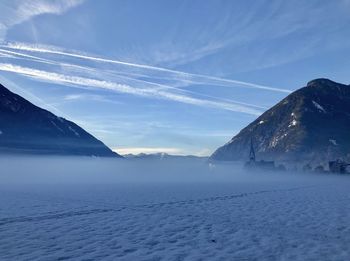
xmin=0 ymin=0 xmax=349 ymax=155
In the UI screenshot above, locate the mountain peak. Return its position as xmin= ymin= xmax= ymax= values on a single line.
xmin=306 ymin=78 xmax=346 ymax=88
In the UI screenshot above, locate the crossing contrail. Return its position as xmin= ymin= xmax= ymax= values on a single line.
xmin=0 ymin=63 xmax=263 ymax=116
xmin=0 ymin=47 xmax=268 ymax=110
xmin=1 ymin=42 xmax=291 ymax=93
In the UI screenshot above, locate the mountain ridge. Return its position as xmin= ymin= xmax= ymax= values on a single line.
xmin=210 ymin=78 xmax=350 ymax=167
xmin=0 ymin=83 xmax=121 ymax=157
xmin=123 ymin=152 xmax=208 ymax=161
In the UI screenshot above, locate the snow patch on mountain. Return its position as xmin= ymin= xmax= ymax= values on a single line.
xmin=50 ymin=120 xmax=64 ymax=133
xmin=312 ymin=100 xmax=326 ymax=113
xmin=288 ymin=120 xmax=297 ymax=128
xmin=68 ymin=126 xmax=80 ymax=137
xmin=329 ymin=139 xmax=338 ymax=146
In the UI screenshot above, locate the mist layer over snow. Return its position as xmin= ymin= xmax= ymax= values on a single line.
xmin=1 ymin=157 xmax=350 ymax=260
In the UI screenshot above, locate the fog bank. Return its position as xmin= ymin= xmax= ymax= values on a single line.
xmin=0 ymin=156 xmax=346 ymax=186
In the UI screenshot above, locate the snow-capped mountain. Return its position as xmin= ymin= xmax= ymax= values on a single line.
xmin=210 ymin=79 xmax=350 ymax=166
xmin=123 ymin=152 xmax=208 ymax=161
xmin=0 ymin=83 xmax=120 ymax=157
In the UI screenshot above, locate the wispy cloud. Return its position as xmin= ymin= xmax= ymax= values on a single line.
xmin=63 ymin=93 xmax=123 ymax=105
xmin=0 ymin=0 xmax=84 ymax=39
xmin=0 ymin=63 xmax=262 ymax=115
xmin=64 ymin=94 xmax=85 ymax=100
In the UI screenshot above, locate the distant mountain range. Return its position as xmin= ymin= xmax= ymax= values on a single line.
xmin=0 ymin=83 xmax=120 ymax=157
xmin=210 ymin=79 xmax=350 ymax=167
xmin=123 ymin=152 xmax=208 ymax=161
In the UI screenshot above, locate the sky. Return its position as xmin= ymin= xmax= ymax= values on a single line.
xmin=0 ymin=0 xmax=349 ymax=156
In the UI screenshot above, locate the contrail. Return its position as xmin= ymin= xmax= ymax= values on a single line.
xmin=1 ymin=42 xmax=291 ymax=93
xmin=0 ymin=48 xmax=56 ymax=64
xmin=0 ymin=47 xmax=267 ymax=110
xmin=0 ymin=63 xmax=262 ymax=115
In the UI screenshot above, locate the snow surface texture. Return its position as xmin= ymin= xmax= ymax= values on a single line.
xmin=1 ymin=157 xmax=350 ymax=260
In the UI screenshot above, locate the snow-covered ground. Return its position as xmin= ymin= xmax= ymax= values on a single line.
xmin=1 ymin=157 xmax=350 ymax=260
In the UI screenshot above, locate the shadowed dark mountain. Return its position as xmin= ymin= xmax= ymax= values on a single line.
xmin=210 ymin=79 xmax=350 ymax=166
xmin=0 ymin=83 xmax=121 ymax=157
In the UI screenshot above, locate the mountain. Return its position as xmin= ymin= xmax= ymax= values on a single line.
xmin=123 ymin=152 xmax=208 ymax=161
xmin=210 ymin=79 xmax=350 ymax=167
xmin=0 ymin=83 xmax=121 ymax=157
